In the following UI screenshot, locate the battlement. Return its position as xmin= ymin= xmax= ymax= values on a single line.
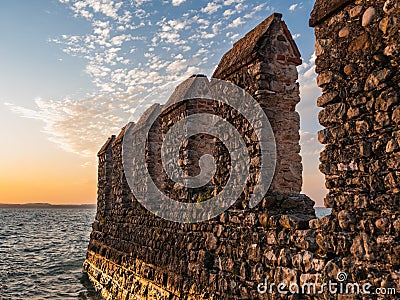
xmin=84 ymin=6 xmax=399 ymax=299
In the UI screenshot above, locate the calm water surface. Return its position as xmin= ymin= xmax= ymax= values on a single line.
xmin=0 ymin=209 xmax=98 ymax=300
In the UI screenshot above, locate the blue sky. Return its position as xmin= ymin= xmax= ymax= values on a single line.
xmin=0 ymin=0 xmax=326 ymax=205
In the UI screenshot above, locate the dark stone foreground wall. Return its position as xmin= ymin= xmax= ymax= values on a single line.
xmin=83 ymin=7 xmax=400 ymax=299
xmin=309 ymin=0 xmax=400 ymax=296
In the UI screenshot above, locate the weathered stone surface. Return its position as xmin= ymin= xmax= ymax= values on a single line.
xmin=318 ymin=103 xmax=346 ymax=126
xmin=339 ymin=27 xmax=350 ymax=38
xmin=310 ymin=0 xmax=400 ymax=294
xmin=375 ymin=217 xmax=390 ymax=233
xmin=362 ymin=7 xmax=376 ymax=27
xmin=379 ymin=17 xmax=391 ymax=34
xmin=365 ymin=68 xmax=392 ymax=91
xmin=317 ymin=71 xmax=339 ymax=87
xmin=349 ymin=6 xmax=363 ymax=18
xmin=392 ymin=106 xmax=400 ymax=123
xmin=309 ymin=0 xmax=353 ymax=26
xmin=280 ymin=214 xmax=312 ymax=230
xmin=344 ymin=64 xmax=356 ymax=76
xmin=383 ymin=0 xmax=397 ymax=14
xmin=337 ymin=210 xmax=356 ymax=230
xmin=317 ymin=91 xmax=339 ymax=107
xmin=291 ymin=229 xmax=318 ymax=251
xmin=348 ymin=32 xmax=371 ymax=52
xmin=213 ymin=13 xmax=303 ymax=194
xmin=350 ymin=232 xmax=375 ymax=261
xmin=315 ymin=39 xmax=330 ymax=56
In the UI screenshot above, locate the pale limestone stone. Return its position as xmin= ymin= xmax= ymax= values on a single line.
xmin=349 ymin=6 xmax=363 ymax=18
xmin=386 ymin=139 xmax=397 ymax=153
xmin=362 ymin=7 xmax=376 ymax=27
xmin=339 ymin=27 xmax=350 ymax=38
xmin=384 ymin=44 xmax=397 ymax=56
xmin=379 ymin=17 xmax=390 ymax=34
xmin=384 ymin=0 xmax=396 ymax=14
xmin=392 ymin=106 xmax=400 ymax=123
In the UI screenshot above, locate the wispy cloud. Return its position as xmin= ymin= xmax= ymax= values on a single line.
xmin=244 ymin=4 xmax=272 ymax=18
xmin=130 ymin=0 xmax=152 ymax=7
xmin=68 ymin=0 xmax=124 ymax=20
xmin=223 ymin=0 xmax=239 ymax=5
xmin=234 ymin=3 xmax=248 ymax=13
xmin=297 ymin=52 xmax=321 ymax=137
xmin=227 ymin=17 xmax=245 ymax=28
xmin=289 ymin=2 xmax=303 ymax=11
xmin=171 ymin=0 xmax=186 ymax=6
xmin=5 ymin=95 xmax=131 ymax=156
xmin=223 ymin=9 xmax=235 ymax=17
xmin=300 ymin=131 xmax=323 ymax=156
xmin=292 ymin=33 xmax=301 ymax=39
xmin=201 ymin=2 xmax=222 ymax=14
xmin=7 ymin=0 xmax=285 ymax=157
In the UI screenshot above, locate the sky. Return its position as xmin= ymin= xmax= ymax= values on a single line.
xmin=0 ymin=0 xmax=326 ymax=205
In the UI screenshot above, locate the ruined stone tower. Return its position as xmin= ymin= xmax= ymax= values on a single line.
xmin=213 ymin=13 xmax=303 ymax=194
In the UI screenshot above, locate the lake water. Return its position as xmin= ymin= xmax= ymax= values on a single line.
xmin=315 ymin=207 xmax=332 ymax=218
xmin=0 ymin=209 xmax=98 ymax=300
xmin=0 ymin=207 xmax=331 ymax=299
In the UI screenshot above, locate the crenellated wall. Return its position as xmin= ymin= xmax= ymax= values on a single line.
xmin=83 ymin=8 xmax=399 ymax=300
xmin=213 ymin=13 xmax=303 ymax=194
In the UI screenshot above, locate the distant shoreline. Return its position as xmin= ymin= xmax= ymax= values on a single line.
xmin=0 ymin=203 xmax=96 ymax=209
xmin=0 ymin=204 xmax=330 ymax=215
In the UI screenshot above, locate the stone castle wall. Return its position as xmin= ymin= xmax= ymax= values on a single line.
xmin=213 ymin=14 xmax=303 ymax=194
xmin=83 ymin=7 xmax=400 ymax=299
xmin=308 ymin=0 xmax=400 ymax=294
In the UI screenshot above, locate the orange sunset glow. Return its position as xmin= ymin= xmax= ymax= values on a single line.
xmin=0 ymin=0 xmax=326 ymax=206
